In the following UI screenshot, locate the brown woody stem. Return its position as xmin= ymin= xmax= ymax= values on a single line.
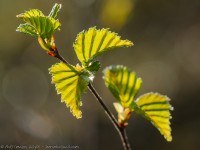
xmin=88 ymin=83 xmax=131 ymax=150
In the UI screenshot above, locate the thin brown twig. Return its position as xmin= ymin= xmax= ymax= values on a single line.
xmin=88 ymin=83 xmax=131 ymax=150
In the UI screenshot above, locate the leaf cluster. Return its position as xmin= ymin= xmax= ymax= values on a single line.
xmin=104 ymin=65 xmax=173 ymax=141
xmin=16 ymin=3 xmax=173 ymax=142
xmin=16 ymin=4 xmax=61 ymax=52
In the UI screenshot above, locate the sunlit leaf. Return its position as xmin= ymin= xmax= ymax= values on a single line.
xmin=17 ymin=9 xmax=61 ymax=40
xmin=16 ymin=3 xmax=61 ymax=53
xmin=103 ymin=65 xmax=142 ymax=108
xmin=49 ymin=3 xmax=62 ymax=19
xmin=49 ymin=62 xmax=89 ymax=119
xmin=133 ymin=93 xmax=173 ymax=141
xmin=16 ymin=23 xmax=37 ymax=37
xmin=73 ymin=27 xmax=133 ymax=66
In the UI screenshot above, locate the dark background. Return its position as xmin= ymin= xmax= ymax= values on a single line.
xmin=0 ymin=0 xmax=200 ymax=149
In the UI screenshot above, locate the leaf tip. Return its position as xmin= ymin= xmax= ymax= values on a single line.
xmin=73 ymin=110 xmax=82 ymax=119
xmin=165 ymin=132 xmax=172 ymax=142
xmin=49 ymin=3 xmax=62 ymax=18
xmin=125 ymin=40 xmax=134 ymax=47
xmin=16 ymin=14 xmax=23 ymax=19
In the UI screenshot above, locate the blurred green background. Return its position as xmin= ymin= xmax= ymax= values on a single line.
xmin=0 ymin=0 xmax=200 ymax=149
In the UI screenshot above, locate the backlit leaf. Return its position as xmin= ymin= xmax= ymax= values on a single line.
xmin=103 ymin=65 xmax=142 ymax=108
xmin=16 ymin=4 xmax=62 ymax=52
xmin=16 ymin=23 xmax=37 ymax=37
xmin=49 ymin=62 xmax=89 ymax=119
xmin=17 ymin=9 xmax=61 ymax=40
xmin=49 ymin=3 xmax=62 ymax=18
xmin=133 ymin=93 xmax=173 ymax=141
xmin=73 ymin=27 xmax=133 ymax=66
xmin=16 ymin=3 xmax=61 ymax=51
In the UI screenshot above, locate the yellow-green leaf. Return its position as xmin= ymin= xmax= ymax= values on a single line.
xmin=16 ymin=23 xmax=37 ymax=37
xmin=103 ymin=65 xmax=142 ymax=108
xmin=49 ymin=62 xmax=89 ymax=119
xmin=17 ymin=9 xmax=61 ymax=40
xmin=16 ymin=4 xmax=61 ymax=44
xmin=16 ymin=4 xmax=62 ymax=52
xmin=134 ymin=92 xmax=173 ymax=142
xmin=17 ymin=9 xmax=45 ymax=20
xmin=49 ymin=3 xmax=62 ymax=18
xmin=73 ymin=27 xmax=133 ymax=66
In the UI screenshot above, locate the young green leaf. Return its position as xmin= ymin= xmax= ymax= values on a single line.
xmin=16 ymin=23 xmax=37 ymax=37
xmin=49 ymin=3 xmax=62 ymax=18
xmin=73 ymin=27 xmax=133 ymax=66
xmin=17 ymin=9 xmax=61 ymax=40
xmin=133 ymin=93 xmax=173 ymax=142
xmin=49 ymin=62 xmax=89 ymax=119
xmin=85 ymin=61 xmax=101 ymax=75
xmin=103 ymin=65 xmax=142 ymax=108
xmin=16 ymin=4 xmax=61 ymax=53
xmin=104 ymin=65 xmax=173 ymax=141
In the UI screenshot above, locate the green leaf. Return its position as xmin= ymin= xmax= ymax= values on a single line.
xmin=49 ymin=3 xmax=62 ymax=18
xmin=133 ymin=92 xmax=173 ymax=142
xmin=86 ymin=61 xmax=101 ymax=74
xmin=16 ymin=23 xmax=37 ymax=37
xmin=17 ymin=9 xmax=61 ymax=40
xmin=73 ymin=27 xmax=133 ymax=66
xmin=16 ymin=4 xmax=62 ymax=52
xmin=49 ymin=62 xmax=89 ymax=119
xmin=103 ymin=65 xmax=142 ymax=108
xmin=17 ymin=9 xmax=45 ymax=19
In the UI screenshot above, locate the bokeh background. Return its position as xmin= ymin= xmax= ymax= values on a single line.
xmin=0 ymin=0 xmax=200 ymax=149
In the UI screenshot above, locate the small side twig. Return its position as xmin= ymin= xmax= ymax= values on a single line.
xmin=54 ymin=49 xmax=70 ymax=65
